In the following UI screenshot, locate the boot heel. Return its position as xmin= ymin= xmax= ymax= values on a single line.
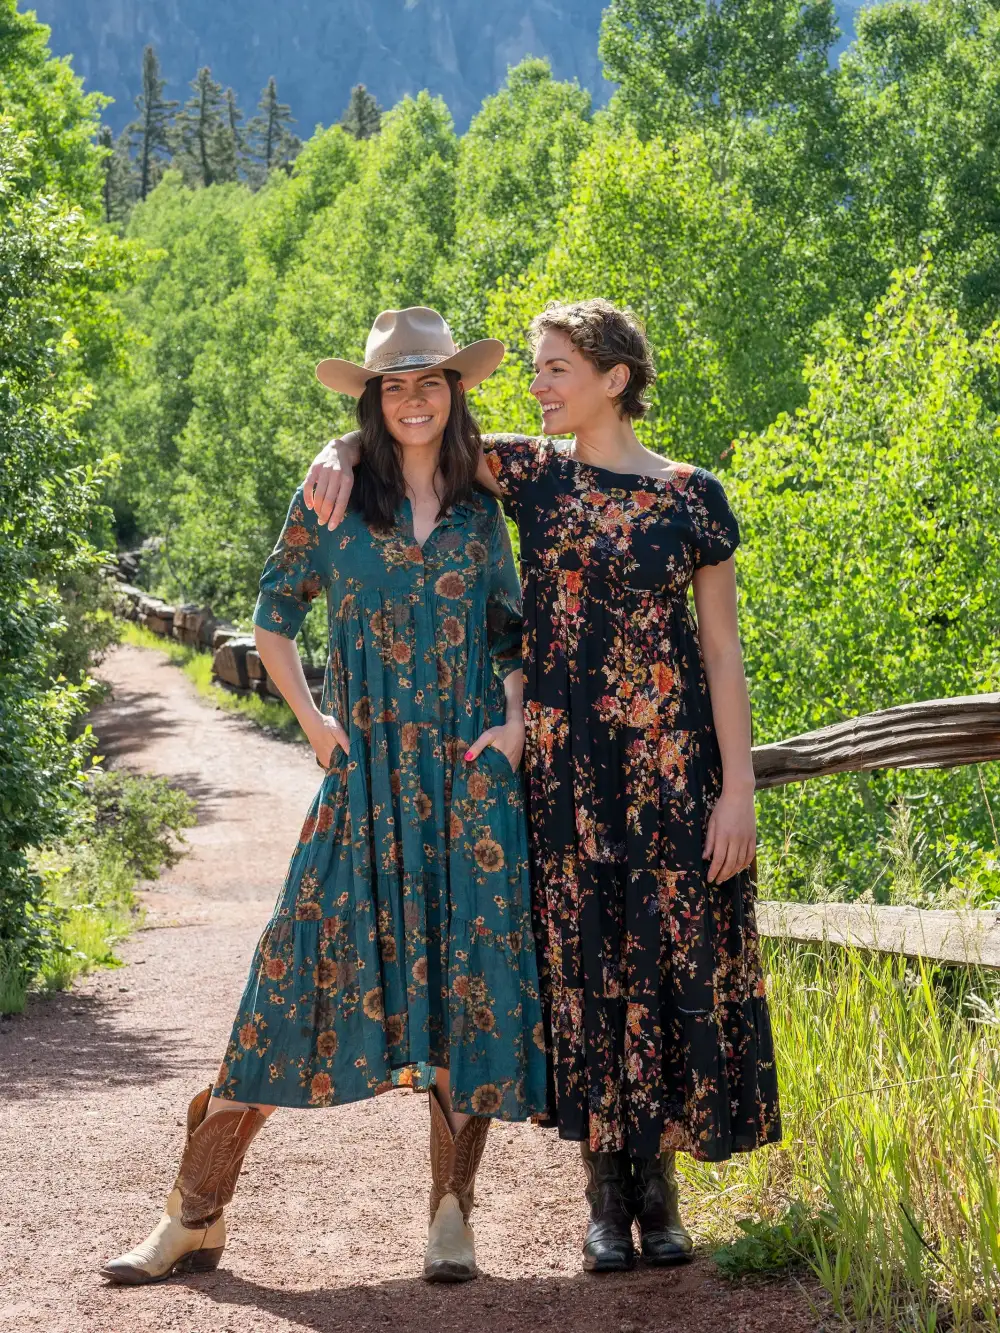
xmin=178 ymin=1246 xmax=225 ymax=1273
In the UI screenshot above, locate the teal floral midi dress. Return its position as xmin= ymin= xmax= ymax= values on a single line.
xmin=213 ymin=486 xmax=548 ymax=1120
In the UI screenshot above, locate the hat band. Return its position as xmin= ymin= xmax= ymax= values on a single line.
xmin=364 ymin=349 xmax=453 ymax=373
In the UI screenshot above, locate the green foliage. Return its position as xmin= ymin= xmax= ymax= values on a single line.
xmin=0 ymin=0 xmax=106 ymax=207
xmin=599 ymin=0 xmax=840 ymax=140
xmin=174 ymin=66 xmax=229 ymax=188
xmin=713 ymin=1202 xmax=827 ymax=1277
xmin=729 ymin=263 xmax=1000 ymax=892
xmin=248 ymin=74 xmax=299 ymax=177
xmin=0 ymin=5 xmax=134 ymax=987
xmin=23 ymin=767 xmax=196 ymax=1004
xmin=837 ymin=0 xmax=1000 ymax=332
xmin=443 ymin=59 xmax=593 ymax=343
xmin=84 ymin=768 xmax=196 ymax=880
xmin=477 ymin=127 xmax=812 ymax=462
xmin=99 ymin=93 xmax=457 ymax=616
xmin=128 ymin=44 xmax=177 ymax=203
xmin=686 ymin=940 xmax=1000 ymax=1328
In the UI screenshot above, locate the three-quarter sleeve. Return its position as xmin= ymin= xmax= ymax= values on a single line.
xmin=253 ymin=486 xmax=333 ymax=638
xmin=482 ymin=434 xmax=549 ymax=520
xmin=485 ymin=505 xmax=524 ymax=681
xmin=688 ymin=468 xmax=741 ymax=568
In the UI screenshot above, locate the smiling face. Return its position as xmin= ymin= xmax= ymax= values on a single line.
xmin=379 ymin=366 xmax=454 ymax=449
xmin=529 ymin=329 xmax=630 ymax=437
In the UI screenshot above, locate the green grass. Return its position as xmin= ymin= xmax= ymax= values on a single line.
xmin=687 ymin=940 xmax=1000 ymax=1330
xmin=31 ymin=840 xmax=141 ymax=996
xmin=120 ymin=621 xmax=303 ymax=741
xmin=0 ymin=944 xmax=28 ymax=1015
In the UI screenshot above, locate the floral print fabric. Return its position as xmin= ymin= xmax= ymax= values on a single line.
xmin=214 ymin=486 xmax=548 ymax=1120
xmin=485 ymin=436 xmax=781 ymax=1162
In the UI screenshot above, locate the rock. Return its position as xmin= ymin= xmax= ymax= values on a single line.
xmin=113 ymin=584 xmax=144 ymax=620
xmin=138 ymin=595 xmax=175 ymax=637
xmin=173 ymin=603 xmax=217 ymax=648
xmin=212 ymin=635 xmax=257 ymax=689
xmin=245 ymin=648 xmax=267 ymax=683
xmin=212 ymin=626 xmax=241 ymax=651
xmin=117 ymin=550 xmax=141 ymax=580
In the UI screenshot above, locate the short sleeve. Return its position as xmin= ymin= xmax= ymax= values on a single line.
xmin=482 ymin=434 xmax=548 ymax=518
xmin=688 ymin=469 xmax=741 ymax=568
xmin=253 ymin=486 xmax=333 ymax=638
xmin=485 ymin=505 xmax=524 ymax=681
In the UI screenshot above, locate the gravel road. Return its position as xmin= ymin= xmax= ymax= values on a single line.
xmin=0 ymin=643 xmax=823 ymax=1333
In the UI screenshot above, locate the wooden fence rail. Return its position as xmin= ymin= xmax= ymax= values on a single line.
xmin=756 ymin=902 xmax=1000 ymax=970
xmin=751 ymin=694 xmax=1000 ymax=790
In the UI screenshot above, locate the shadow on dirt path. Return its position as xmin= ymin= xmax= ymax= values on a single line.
xmin=0 ymin=643 xmax=824 ymax=1333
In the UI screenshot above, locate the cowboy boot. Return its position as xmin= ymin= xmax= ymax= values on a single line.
xmin=580 ymin=1143 xmax=637 ymax=1273
xmin=100 ymin=1087 xmax=266 ymax=1285
xmin=632 ymin=1151 xmax=693 ymax=1265
xmin=423 ymin=1085 xmax=491 ymax=1283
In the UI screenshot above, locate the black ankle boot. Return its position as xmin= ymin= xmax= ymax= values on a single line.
xmin=631 ymin=1151 xmax=693 ymax=1265
xmin=580 ymin=1144 xmax=637 ymax=1273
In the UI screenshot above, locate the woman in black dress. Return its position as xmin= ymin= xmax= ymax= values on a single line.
xmin=303 ymin=299 xmax=781 ymax=1273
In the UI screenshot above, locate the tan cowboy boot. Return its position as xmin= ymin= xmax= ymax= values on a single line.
xmin=101 ymin=1087 xmax=266 ymax=1285
xmin=423 ymin=1085 xmax=491 ymax=1282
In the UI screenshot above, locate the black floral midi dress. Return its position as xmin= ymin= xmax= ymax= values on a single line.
xmin=485 ymin=436 xmax=781 ymax=1162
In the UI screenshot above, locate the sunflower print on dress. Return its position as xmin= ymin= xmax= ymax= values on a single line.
xmin=214 ymin=486 xmax=548 ymax=1121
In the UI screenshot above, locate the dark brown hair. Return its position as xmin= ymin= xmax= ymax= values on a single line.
xmin=352 ymin=369 xmax=482 ymax=529
xmin=529 ymin=298 xmax=656 ymax=419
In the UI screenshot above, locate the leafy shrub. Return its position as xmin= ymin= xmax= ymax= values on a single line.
xmin=730 ymin=263 xmax=1000 ymax=896
xmin=85 ymin=768 xmax=196 ymax=880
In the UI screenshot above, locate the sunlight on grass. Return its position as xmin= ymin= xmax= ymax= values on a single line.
xmin=684 ymin=940 xmax=1000 ymax=1330
xmin=120 ymin=621 xmax=303 ymax=741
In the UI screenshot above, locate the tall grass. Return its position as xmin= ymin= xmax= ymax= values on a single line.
xmin=684 ymin=940 xmax=1000 ymax=1330
xmin=120 ymin=621 xmax=302 ymax=740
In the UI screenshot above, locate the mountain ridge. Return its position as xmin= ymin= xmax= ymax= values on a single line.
xmin=30 ymin=0 xmax=865 ymax=138
xmin=29 ymin=0 xmax=614 ymax=135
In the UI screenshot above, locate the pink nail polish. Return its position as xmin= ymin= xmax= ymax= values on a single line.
xmin=464 ymin=750 xmax=474 ymax=761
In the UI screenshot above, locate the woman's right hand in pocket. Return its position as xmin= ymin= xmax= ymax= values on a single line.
xmin=302 ymin=434 xmax=359 ymax=529
xmin=308 ymin=713 xmax=350 ymax=769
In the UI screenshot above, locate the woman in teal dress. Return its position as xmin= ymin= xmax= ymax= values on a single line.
xmin=101 ymin=308 xmax=548 ymax=1290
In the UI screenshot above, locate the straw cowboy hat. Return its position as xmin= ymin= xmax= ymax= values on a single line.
xmin=316 ymin=307 xmax=505 ymax=397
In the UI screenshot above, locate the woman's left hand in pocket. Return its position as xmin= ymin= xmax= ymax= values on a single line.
xmin=464 ymin=719 xmax=525 ymax=773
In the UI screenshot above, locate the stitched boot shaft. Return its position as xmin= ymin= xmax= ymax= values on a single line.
xmin=175 ymin=1088 xmax=267 ymax=1229
xmin=427 ymin=1086 xmax=490 ymax=1223
xmin=631 ymin=1151 xmax=693 ymax=1265
xmin=580 ymin=1144 xmax=637 ymax=1273
xmin=424 ymin=1086 xmax=491 ymax=1282
xmin=100 ymin=1087 xmax=266 ymax=1285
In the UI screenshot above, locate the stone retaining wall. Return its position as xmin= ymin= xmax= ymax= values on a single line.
xmin=107 ymin=560 xmax=322 ymax=706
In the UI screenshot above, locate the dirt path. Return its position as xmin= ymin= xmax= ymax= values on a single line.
xmin=0 ymin=643 xmax=823 ymax=1333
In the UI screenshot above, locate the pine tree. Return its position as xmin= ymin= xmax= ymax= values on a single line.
xmin=215 ymin=87 xmax=245 ymax=183
xmin=341 ymin=84 xmax=382 ymax=140
xmin=130 ymin=45 xmax=177 ymax=201
xmin=248 ymin=76 xmax=300 ymax=181
xmin=176 ymin=66 xmax=228 ymax=187
xmin=98 ymin=123 xmax=134 ymax=225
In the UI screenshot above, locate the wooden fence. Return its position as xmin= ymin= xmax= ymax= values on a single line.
xmin=751 ymin=694 xmax=1000 ymax=968
xmin=108 ymin=567 xmax=1000 ymax=970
